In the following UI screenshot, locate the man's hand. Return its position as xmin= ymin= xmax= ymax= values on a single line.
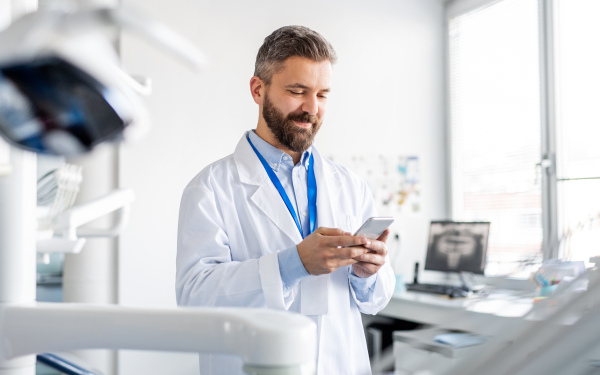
xmin=352 ymin=228 xmax=389 ymax=278
xmin=297 ymin=227 xmax=371 ymax=275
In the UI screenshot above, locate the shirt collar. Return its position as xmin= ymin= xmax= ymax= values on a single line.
xmin=299 ymin=147 xmax=312 ymax=170
xmin=248 ymin=130 xmax=312 ymax=171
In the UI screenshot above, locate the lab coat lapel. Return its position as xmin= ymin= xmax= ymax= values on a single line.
xmin=300 ymin=147 xmax=342 ymax=316
xmin=251 ymin=184 xmax=304 ymax=244
xmin=313 ymin=147 xmax=342 ymax=231
xmin=233 ymin=134 xmax=303 ymax=244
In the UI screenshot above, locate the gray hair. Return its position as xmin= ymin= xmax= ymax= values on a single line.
xmin=254 ymin=25 xmax=337 ymax=84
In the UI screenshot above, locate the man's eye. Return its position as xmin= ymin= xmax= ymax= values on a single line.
xmin=318 ymin=95 xmax=328 ymax=100
xmin=289 ymin=91 xmax=303 ymax=95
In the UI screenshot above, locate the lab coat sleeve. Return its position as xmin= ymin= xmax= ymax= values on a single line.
xmin=176 ymin=184 xmax=288 ymax=310
xmin=349 ymin=181 xmax=395 ymax=315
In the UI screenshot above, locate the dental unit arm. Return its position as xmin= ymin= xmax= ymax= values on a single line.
xmin=0 ymin=5 xmax=317 ymax=375
xmin=0 ymin=304 xmax=317 ymax=375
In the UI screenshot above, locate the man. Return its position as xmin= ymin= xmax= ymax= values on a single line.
xmin=176 ymin=25 xmax=395 ymax=374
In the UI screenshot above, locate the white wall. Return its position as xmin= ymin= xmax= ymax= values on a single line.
xmin=118 ymin=0 xmax=446 ymax=373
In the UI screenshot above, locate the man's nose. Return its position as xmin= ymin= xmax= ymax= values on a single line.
xmin=302 ymin=95 xmax=319 ymax=116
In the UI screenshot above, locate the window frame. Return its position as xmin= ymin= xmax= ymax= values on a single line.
xmin=538 ymin=0 xmax=560 ymax=260
xmin=444 ymin=0 xmax=561 ymax=277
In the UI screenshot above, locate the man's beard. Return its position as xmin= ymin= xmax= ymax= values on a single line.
xmin=262 ymin=91 xmax=322 ymax=154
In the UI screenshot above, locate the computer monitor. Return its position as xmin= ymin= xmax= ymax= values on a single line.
xmin=424 ymin=221 xmax=490 ymax=275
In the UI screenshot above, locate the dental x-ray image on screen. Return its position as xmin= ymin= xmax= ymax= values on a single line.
xmin=424 ymin=221 xmax=490 ymax=275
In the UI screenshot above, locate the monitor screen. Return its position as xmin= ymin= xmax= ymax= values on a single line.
xmin=424 ymin=221 xmax=490 ymax=275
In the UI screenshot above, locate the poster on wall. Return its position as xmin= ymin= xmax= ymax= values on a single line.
xmin=328 ymin=154 xmax=421 ymax=217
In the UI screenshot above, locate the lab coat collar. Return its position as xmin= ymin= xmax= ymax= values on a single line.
xmin=234 ymin=131 xmax=336 ymax=186
xmin=234 ymin=132 xmax=270 ymax=186
xmin=233 ymin=132 xmax=341 ymax=234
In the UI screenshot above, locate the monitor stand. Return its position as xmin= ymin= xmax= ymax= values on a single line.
xmin=459 ymin=271 xmax=485 ymax=292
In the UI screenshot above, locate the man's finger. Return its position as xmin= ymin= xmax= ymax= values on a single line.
xmin=325 ymin=235 xmax=369 ymax=248
xmin=363 ymin=239 xmax=387 ymax=255
xmin=324 ymin=257 xmax=361 ymax=272
xmin=353 ymin=253 xmax=385 ymax=265
xmin=377 ymin=228 xmax=390 ymax=243
xmin=316 ymin=227 xmax=351 ymax=236
xmin=335 ymin=246 xmax=369 ymax=259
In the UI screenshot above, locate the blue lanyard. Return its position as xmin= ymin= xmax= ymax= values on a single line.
xmin=247 ymin=136 xmax=317 ymax=238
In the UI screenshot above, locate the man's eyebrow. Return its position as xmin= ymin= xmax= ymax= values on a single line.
xmin=285 ymin=84 xmax=331 ymax=92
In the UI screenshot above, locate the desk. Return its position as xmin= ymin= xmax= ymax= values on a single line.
xmin=371 ymin=275 xmax=600 ymax=375
xmin=379 ymin=288 xmax=535 ymax=334
xmin=371 ymin=289 xmax=536 ymax=374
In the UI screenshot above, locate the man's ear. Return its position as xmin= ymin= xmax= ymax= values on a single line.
xmin=250 ymin=76 xmax=265 ymax=105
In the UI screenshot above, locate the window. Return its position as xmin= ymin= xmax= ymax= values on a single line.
xmin=554 ymin=0 xmax=600 ymax=264
xmin=447 ymin=0 xmax=600 ymax=277
xmin=448 ymin=0 xmax=542 ymax=277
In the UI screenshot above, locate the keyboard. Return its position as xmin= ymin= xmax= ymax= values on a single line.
xmin=406 ymin=283 xmax=469 ymax=298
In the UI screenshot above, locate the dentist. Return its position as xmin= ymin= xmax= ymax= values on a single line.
xmin=176 ymin=25 xmax=395 ymax=375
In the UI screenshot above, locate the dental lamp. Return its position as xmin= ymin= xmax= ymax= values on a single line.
xmin=0 ymin=5 xmax=317 ymax=375
xmin=0 ymin=4 xmax=207 ymax=155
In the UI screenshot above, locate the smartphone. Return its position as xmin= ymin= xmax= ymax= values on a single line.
xmin=353 ymin=217 xmax=394 ymax=240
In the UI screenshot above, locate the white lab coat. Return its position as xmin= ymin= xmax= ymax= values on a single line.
xmin=176 ymin=133 xmax=395 ymax=375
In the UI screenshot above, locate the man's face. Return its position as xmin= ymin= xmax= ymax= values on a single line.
xmin=260 ymin=56 xmax=332 ymax=154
